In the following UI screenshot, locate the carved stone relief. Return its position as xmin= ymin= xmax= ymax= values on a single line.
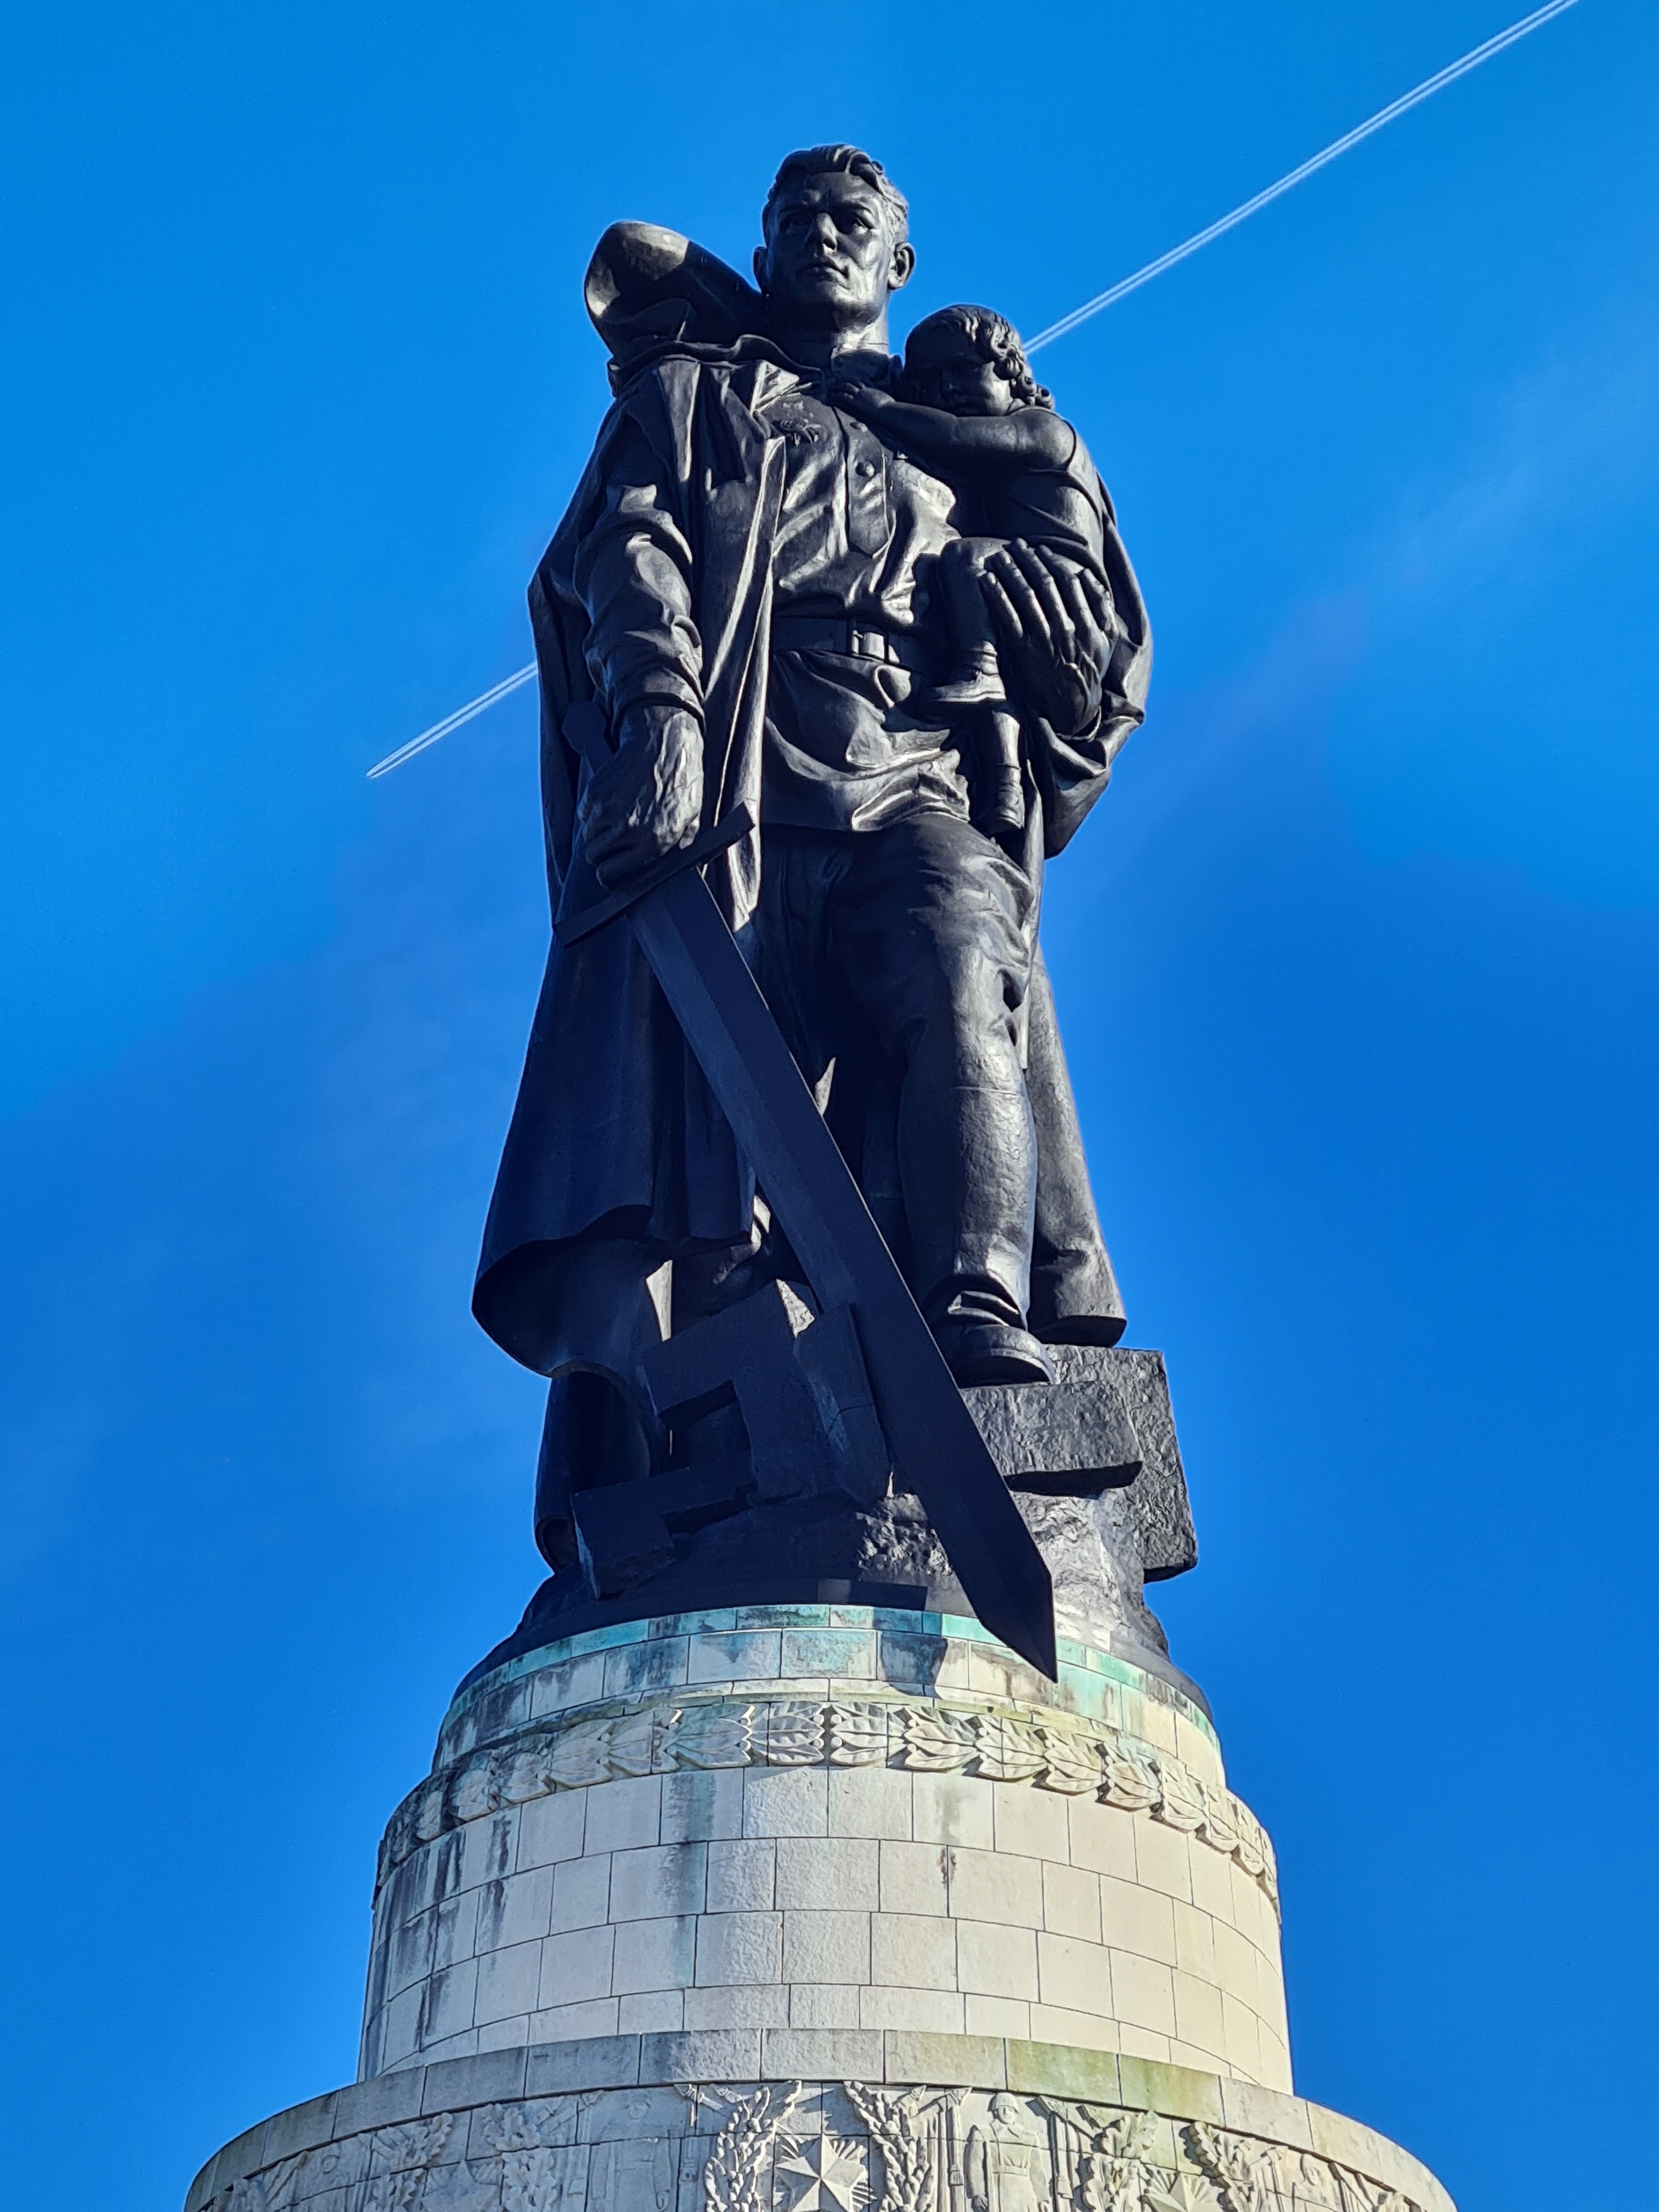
xmin=375 ymin=1694 xmax=1277 ymax=1917
xmin=202 ymin=2089 xmax=1429 ymax=2212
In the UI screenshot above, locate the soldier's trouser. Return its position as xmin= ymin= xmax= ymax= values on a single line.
xmin=743 ymin=814 xmax=1039 ymax=1337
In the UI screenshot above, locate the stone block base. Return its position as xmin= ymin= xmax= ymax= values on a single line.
xmin=185 ymin=2033 xmax=1454 ymax=2211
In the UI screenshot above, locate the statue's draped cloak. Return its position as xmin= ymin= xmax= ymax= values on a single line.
xmin=473 ymin=346 xmax=1152 ymax=1391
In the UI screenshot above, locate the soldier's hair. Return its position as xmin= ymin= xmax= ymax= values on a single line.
xmin=904 ymin=304 xmax=1054 ymax=410
xmin=763 ymin=145 xmax=910 ymax=247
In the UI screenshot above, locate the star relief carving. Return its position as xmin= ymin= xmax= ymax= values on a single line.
xmin=774 ymin=2132 xmax=871 ymax=2212
xmin=1142 ymin=2174 xmax=1224 ymax=2212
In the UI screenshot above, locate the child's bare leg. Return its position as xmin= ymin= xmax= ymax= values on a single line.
xmin=930 ymin=536 xmax=1008 ymax=707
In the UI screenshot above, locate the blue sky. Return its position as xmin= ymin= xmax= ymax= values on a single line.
xmin=2 ymin=4 xmax=1655 ymax=2207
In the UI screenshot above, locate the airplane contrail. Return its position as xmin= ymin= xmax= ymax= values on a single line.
xmin=367 ymin=0 xmax=1581 ymax=779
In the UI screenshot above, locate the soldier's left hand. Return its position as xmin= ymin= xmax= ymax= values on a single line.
xmin=980 ymin=541 xmax=1117 ymax=733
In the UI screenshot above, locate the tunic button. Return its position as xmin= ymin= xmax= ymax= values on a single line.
xmin=859 ymin=459 xmax=876 ymax=477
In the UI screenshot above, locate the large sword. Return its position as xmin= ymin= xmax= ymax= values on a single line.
xmin=560 ymin=703 xmax=1057 ymax=1678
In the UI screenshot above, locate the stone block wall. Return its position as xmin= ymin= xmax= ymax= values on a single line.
xmin=358 ymin=1608 xmax=1290 ymax=2091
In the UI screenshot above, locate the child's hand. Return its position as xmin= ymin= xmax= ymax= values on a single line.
xmin=830 ymin=378 xmax=890 ymax=415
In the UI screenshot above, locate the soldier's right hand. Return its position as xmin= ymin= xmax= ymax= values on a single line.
xmin=577 ymin=703 xmax=705 ymax=888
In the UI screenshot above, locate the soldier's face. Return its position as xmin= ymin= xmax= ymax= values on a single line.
xmin=757 ymin=173 xmax=913 ymax=332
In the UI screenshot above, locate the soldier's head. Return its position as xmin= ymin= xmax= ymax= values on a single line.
xmin=755 ymin=145 xmax=915 ymax=340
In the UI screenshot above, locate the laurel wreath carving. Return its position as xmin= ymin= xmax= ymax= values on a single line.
xmin=374 ymin=1692 xmax=1278 ymax=1913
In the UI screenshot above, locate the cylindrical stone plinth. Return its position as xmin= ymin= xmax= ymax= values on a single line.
xmin=185 ymin=1605 xmax=1459 ymax=2211
xmin=359 ymin=1606 xmax=1289 ymax=2090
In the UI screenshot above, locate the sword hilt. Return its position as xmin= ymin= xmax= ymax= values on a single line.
xmin=556 ymin=702 xmax=753 ymax=947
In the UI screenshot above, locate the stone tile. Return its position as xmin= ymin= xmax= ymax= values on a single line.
xmin=476 ymin=2015 xmax=534 ymax=2055
xmin=1128 ymin=1699 xmax=1179 ymax=1757
xmin=477 ymin=1866 xmax=555 ymax=1953
xmin=641 ymin=2028 xmax=763 ymax=2082
xmin=947 ymin=1847 xmax=1042 ymax=1928
xmin=551 ymin=1854 xmax=612 ymax=1933
xmin=1098 ymin=1876 xmax=1176 ymax=1966
xmin=706 ymin=1839 xmax=776 ymax=1913
xmin=584 ymin=1778 xmax=663 ymax=1857
xmin=1171 ymin=1969 xmax=1226 ymax=2058
xmin=1114 ymin=2024 xmax=1172 ymax=2065
xmin=734 ymin=1602 xmax=828 ymax=1629
xmin=529 ymin=1996 xmax=622 ymax=2041
xmin=527 ymin=1650 xmax=608 ymax=1718
xmin=883 ymin=2030 xmax=1004 ymax=2089
xmin=695 ymin=1910 xmax=782 ymax=1985
xmin=956 ymin=1920 xmax=1039 ymax=2001
xmin=526 ymin=2034 xmax=641 ymax=2093
xmin=387 ymin=1905 xmax=437 ymax=1997
xmin=603 ymin=1637 xmax=689 ymax=1699
xmin=1171 ymin=1901 xmax=1216 ymax=1983
xmin=1216 ymin=2078 xmax=1312 ymax=2152
xmin=460 ymin=1813 xmax=518 ymax=1894
xmin=609 ymin=1843 xmax=708 ymax=1923
xmin=1169 ymin=2039 xmax=1231 ymax=2076
xmin=1034 ymin=1931 xmax=1111 ymax=2017
xmin=516 ymin=1792 xmax=588 ymax=1872
xmin=432 ymin=1890 xmax=479 ymax=1973
xmin=475 ymin=1940 xmax=545 ymax=2025
xmin=782 ymin=1630 xmax=874 ymax=1677
xmin=1132 ymin=1819 xmax=1193 ymax=1903
xmin=1026 ymin=2008 xmax=1119 ymax=2052
xmin=870 ymin=1912 xmax=957 ymax=1990
xmin=857 ymin=1985 xmax=966 ymax=2033
xmin=874 ymin=1629 xmax=948 ymax=1694
xmin=619 ymin=1989 xmax=685 ymax=2033
xmin=1064 ymin=1801 xmax=1137 ymax=1881
xmin=660 ymin=1767 xmax=745 ymax=1846
xmin=1254 ymin=2023 xmax=1291 ymax=2091
xmin=612 ymin=1914 xmax=698 ymax=1995
xmin=1041 ymin=1861 xmax=1101 ymax=1943
xmin=1211 ymin=1922 xmax=1260 ymax=2007
xmin=787 ymin=1983 xmax=864 ymax=2028
xmin=1007 ymin=2035 xmax=1121 ymax=2097
xmin=1187 ymin=1836 xmax=1237 ymax=1923
xmin=686 ymin=1630 xmax=782 ymax=1684
xmin=782 ymin=1909 xmax=872 ymax=1983
xmin=1116 ymin=2054 xmax=1224 ymax=2125
xmin=371 ymin=1983 xmax=422 ymax=2069
xmin=827 ymin=1765 xmax=912 ymax=1841
xmin=1110 ymin=1951 xmax=1177 ymax=2038
xmin=540 ymin=1923 xmax=616 ymax=2008
xmin=964 ymin=1995 xmax=1032 ymax=2040
xmin=743 ymin=1766 xmax=828 ymax=1838
xmin=340 ymin=2067 xmax=432 ymax=2131
xmin=421 ymin=2045 xmax=528 ymax=2113
xmin=762 ymin=2028 xmax=884 ymax=2080
xmin=774 ymin=1837 xmax=879 ymax=1911
xmin=259 ymin=2094 xmax=337 ymax=2164
xmin=879 ymin=1839 xmax=950 ymax=1917
xmin=1174 ymin=1713 xmax=1223 ymax=1786
xmin=417 ymin=2028 xmax=480 ymax=2066
xmin=1221 ymin=1994 xmax=1262 ymax=2084
xmin=684 ymin=1982 xmax=791 ymax=2028
xmin=989 ymin=1782 xmax=1070 ymax=1863
xmin=910 ymin=1774 xmax=992 ymax=1852
xmin=420 ymin=1957 xmax=479 ymax=2043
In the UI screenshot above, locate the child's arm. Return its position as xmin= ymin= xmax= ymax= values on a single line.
xmin=832 ymin=382 xmax=1074 ymax=469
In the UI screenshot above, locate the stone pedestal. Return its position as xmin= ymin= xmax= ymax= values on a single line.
xmin=185 ymin=1602 xmax=1459 ymax=2210
xmin=184 ymin=1338 xmax=1458 ymax=2211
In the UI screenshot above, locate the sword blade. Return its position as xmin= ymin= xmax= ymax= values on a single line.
xmin=629 ymin=864 xmax=1057 ymax=1678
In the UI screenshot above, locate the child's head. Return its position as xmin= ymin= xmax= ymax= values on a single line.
xmin=901 ymin=305 xmax=1053 ymax=415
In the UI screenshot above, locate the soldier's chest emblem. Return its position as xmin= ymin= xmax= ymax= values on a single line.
xmin=769 ymin=402 xmax=830 ymax=447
